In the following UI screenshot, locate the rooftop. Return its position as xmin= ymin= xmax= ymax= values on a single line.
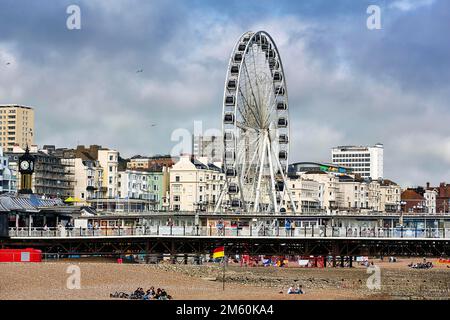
xmin=0 ymin=104 xmax=34 ymax=110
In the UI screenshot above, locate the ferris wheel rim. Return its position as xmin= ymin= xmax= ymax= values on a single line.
xmin=221 ymin=30 xmax=290 ymax=170
xmin=219 ymin=30 xmax=293 ymax=213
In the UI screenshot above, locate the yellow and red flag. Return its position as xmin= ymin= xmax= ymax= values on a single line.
xmin=212 ymin=246 xmax=225 ymax=259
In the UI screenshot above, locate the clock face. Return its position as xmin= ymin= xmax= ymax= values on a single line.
xmin=20 ymin=161 xmax=29 ymax=170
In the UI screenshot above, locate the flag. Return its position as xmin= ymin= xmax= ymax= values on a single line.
xmin=213 ymin=246 xmax=225 ymax=259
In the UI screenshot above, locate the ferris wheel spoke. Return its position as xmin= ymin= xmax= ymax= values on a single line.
xmin=238 ymin=87 xmax=262 ymax=128
xmin=266 ymin=140 xmax=278 ymax=212
xmin=262 ymin=87 xmax=282 ymax=129
xmin=242 ymin=60 xmax=263 ymax=123
xmin=242 ymin=135 xmax=263 ymax=182
xmin=253 ymin=133 xmax=268 ymax=212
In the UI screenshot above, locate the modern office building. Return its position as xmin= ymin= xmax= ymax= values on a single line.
xmin=331 ymin=143 xmax=384 ymax=179
xmin=192 ymin=134 xmax=223 ymax=163
xmin=0 ymin=105 xmax=34 ymax=152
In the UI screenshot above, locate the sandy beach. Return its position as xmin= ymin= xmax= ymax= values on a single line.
xmin=0 ymin=257 xmax=449 ymax=300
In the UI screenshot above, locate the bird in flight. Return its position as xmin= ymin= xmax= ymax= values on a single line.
xmin=5 ymin=62 xmax=11 ymax=65
xmin=150 ymin=124 xmax=157 ymax=127
xmin=136 ymin=69 xmax=143 ymax=73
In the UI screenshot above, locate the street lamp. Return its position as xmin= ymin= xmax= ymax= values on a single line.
xmin=399 ymin=201 xmax=407 ymax=227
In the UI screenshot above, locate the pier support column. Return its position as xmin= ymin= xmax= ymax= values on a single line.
xmin=145 ymin=241 xmax=151 ymax=264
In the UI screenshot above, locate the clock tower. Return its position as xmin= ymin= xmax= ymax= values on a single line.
xmin=18 ymin=146 xmax=35 ymax=194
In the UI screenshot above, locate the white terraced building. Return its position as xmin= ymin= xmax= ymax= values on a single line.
xmin=283 ymin=177 xmax=322 ymax=213
xmin=169 ymin=155 xmax=225 ymax=212
xmin=0 ymin=147 xmax=16 ymax=193
xmin=118 ymin=170 xmax=149 ymax=200
xmin=97 ymin=149 xmax=119 ymax=198
xmin=72 ymin=158 xmax=103 ymax=203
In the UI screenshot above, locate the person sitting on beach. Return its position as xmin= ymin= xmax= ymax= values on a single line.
xmin=133 ymin=287 xmax=145 ymax=299
xmin=287 ymin=285 xmax=295 ymax=294
xmin=143 ymin=291 xmax=151 ymax=300
xmin=154 ymin=288 xmax=162 ymax=299
xmin=295 ymin=285 xmax=304 ymax=294
xmin=159 ymin=289 xmax=169 ymax=300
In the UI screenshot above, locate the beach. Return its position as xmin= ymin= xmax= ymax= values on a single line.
xmin=0 ymin=257 xmax=449 ymax=300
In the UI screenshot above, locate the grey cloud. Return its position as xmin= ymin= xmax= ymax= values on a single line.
xmin=0 ymin=0 xmax=448 ymax=187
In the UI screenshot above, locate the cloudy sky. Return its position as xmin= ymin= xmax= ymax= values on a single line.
xmin=0 ymin=0 xmax=449 ymax=186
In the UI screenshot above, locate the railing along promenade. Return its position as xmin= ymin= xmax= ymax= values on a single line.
xmin=9 ymin=226 xmax=450 ymax=239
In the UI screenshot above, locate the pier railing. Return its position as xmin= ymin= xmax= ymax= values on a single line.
xmin=8 ymin=226 xmax=450 ymax=239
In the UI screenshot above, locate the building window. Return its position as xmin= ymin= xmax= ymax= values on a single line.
xmin=175 ymin=176 xmax=180 ymax=182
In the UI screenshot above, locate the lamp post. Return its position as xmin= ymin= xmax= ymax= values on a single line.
xmin=399 ymin=201 xmax=406 ymax=227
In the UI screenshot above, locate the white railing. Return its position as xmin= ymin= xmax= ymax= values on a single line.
xmin=8 ymin=226 xmax=450 ymax=239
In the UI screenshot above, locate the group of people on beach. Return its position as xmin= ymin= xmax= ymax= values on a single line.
xmin=111 ymin=287 xmax=172 ymax=300
xmin=408 ymin=258 xmax=433 ymax=269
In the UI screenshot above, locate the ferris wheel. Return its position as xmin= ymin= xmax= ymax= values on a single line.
xmin=215 ymin=31 xmax=296 ymax=214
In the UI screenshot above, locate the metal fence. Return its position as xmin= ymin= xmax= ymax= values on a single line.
xmin=8 ymin=226 xmax=450 ymax=239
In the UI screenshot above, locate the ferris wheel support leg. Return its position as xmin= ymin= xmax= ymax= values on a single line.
xmin=253 ymin=134 xmax=267 ymax=212
xmin=266 ymin=139 xmax=278 ymax=214
xmin=214 ymin=182 xmax=227 ymax=213
xmin=236 ymin=144 xmax=249 ymax=213
xmin=271 ymin=148 xmax=297 ymax=214
xmin=244 ymin=138 xmax=262 ymax=204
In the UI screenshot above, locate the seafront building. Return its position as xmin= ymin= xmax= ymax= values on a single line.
xmin=127 ymin=155 xmax=174 ymax=170
xmin=401 ymin=186 xmax=439 ymax=214
xmin=147 ymin=166 xmax=170 ymax=210
xmin=426 ymin=182 xmax=450 ymax=213
xmin=283 ymin=176 xmax=322 ymax=213
xmin=118 ymin=169 xmax=152 ymax=201
xmin=71 ymin=158 xmax=103 ymax=204
xmin=0 ymin=104 xmax=34 ymax=152
xmin=6 ymin=145 xmax=72 ymax=198
xmin=98 ymin=149 xmax=119 ymax=199
xmin=0 ymin=147 xmax=16 ymax=193
xmin=331 ymin=144 xmax=384 ymax=179
xmin=169 ymin=155 xmax=224 ymax=212
xmin=295 ymin=170 xmax=342 ymax=213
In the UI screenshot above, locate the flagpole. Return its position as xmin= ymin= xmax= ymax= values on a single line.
xmin=222 ymin=252 xmax=226 ymax=291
